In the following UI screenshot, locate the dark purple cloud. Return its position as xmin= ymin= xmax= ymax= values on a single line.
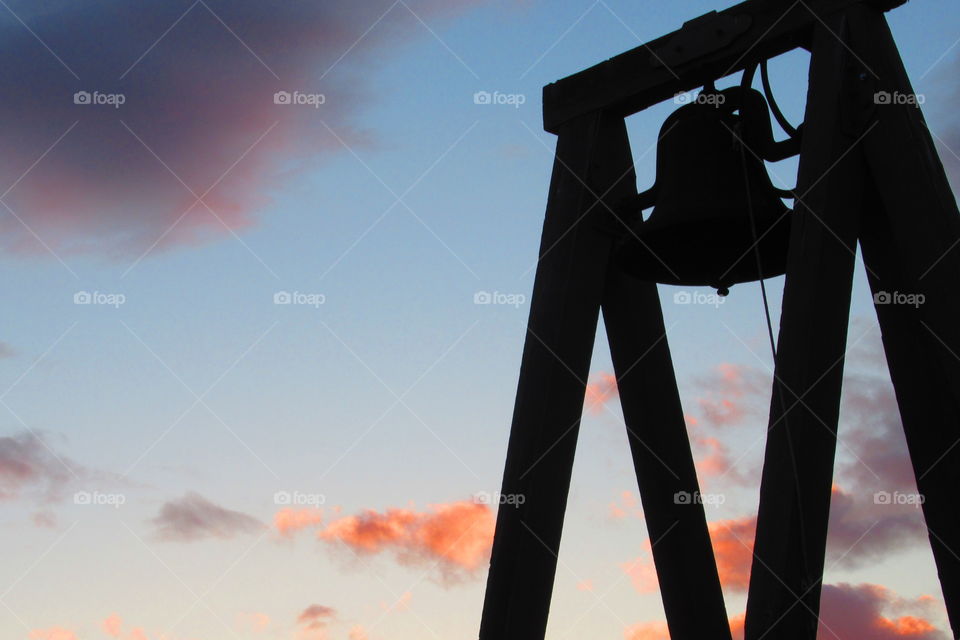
xmin=0 ymin=0 xmax=482 ymax=257
xmin=150 ymin=492 xmax=264 ymax=541
xmin=818 ymin=583 xmax=947 ymax=640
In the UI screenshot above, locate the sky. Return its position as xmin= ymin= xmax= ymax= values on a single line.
xmin=1 ymin=1 xmax=959 ymax=639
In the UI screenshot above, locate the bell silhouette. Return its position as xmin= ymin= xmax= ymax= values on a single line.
xmin=615 ymin=86 xmax=795 ymax=293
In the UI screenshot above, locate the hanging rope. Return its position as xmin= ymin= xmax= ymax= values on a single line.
xmin=737 ymin=63 xmax=812 ymax=590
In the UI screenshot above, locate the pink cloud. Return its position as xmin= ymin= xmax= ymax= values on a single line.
xmin=0 ymin=0 xmax=486 ymax=258
xmin=818 ymin=583 xmax=948 ymax=639
xmin=584 ymin=372 xmax=618 ymax=414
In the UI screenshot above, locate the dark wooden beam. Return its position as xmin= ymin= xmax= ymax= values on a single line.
xmin=603 ymin=272 xmax=733 ymax=640
xmin=542 ymin=0 xmax=907 ymax=133
xmin=744 ymin=9 xmax=867 ymax=639
xmin=478 ymin=112 xmax=637 ymax=640
xmin=852 ymin=8 xmax=960 ymax=636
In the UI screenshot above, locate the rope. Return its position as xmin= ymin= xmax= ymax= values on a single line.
xmin=737 ymin=64 xmax=812 ymax=597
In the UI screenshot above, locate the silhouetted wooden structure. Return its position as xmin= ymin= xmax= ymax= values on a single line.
xmin=479 ymin=1 xmax=960 ymax=639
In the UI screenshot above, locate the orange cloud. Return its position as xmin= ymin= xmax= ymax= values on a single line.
xmin=275 ymin=507 xmax=324 ymax=536
xmin=620 ymin=552 xmax=659 ymax=594
xmin=608 ymin=490 xmax=642 ymax=520
xmin=319 ymin=500 xmax=494 ymax=579
xmin=349 ymin=625 xmax=369 ymax=640
xmin=238 ymin=611 xmax=271 ymax=632
xmin=729 ymin=612 xmax=745 ymax=640
xmin=29 ymin=629 xmax=77 ymax=640
xmin=624 ymin=621 xmax=669 ymax=640
xmin=102 ymin=614 xmax=123 ymax=637
xmin=577 ymin=579 xmax=594 ymax=592
xmin=708 ymin=515 xmax=756 ymax=592
xmin=585 ymin=372 xmax=618 ymax=414
xmin=623 ymin=514 xmax=756 ymax=594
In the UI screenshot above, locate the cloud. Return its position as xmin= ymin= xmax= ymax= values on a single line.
xmin=237 ymin=612 xmax=270 ymax=633
xmin=584 ymin=372 xmax=618 ymax=414
xmin=0 ymin=0 xmax=483 ymax=257
xmin=150 ymin=492 xmax=265 ymax=541
xmin=827 ymin=485 xmax=925 ymax=569
xmin=102 ymin=614 xmax=123 ymax=637
xmin=298 ymin=604 xmax=336 ymax=629
xmin=28 ymin=628 xmax=78 ymax=640
xmin=0 ymin=341 xmax=14 ymax=359
xmin=608 ymin=489 xmax=641 ymax=520
xmin=32 ymin=510 xmax=58 ymax=528
xmin=639 ymin=584 xmax=945 ymax=640
xmin=275 ymin=507 xmax=324 ymax=536
xmin=621 ymin=553 xmax=659 ymax=594
xmin=708 ymin=515 xmax=757 ymax=592
xmin=0 ymin=431 xmax=78 ymax=501
xmin=319 ymin=499 xmax=494 ymax=582
xmin=691 ymin=363 xmax=768 ymax=429
xmin=624 ymin=621 xmax=669 ymax=640
xmin=349 ymin=625 xmax=369 ymax=640
xmin=817 ymin=583 xmax=947 ymax=639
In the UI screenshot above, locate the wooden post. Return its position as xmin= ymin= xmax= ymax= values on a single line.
xmin=480 ymin=110 xmax=732 ymax=639
xmin=478 ymin=111 xmax=632 ymax=639
xmin=852 ymin=7 xmax=960 ymax=636
xmin=604 ymin=272 xmax=733 ymax=640
xmin=744 ymin=9 xmax=867 ymax=640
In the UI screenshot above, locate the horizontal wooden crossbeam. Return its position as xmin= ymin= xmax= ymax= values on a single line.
xmin=542 ymin=0 xmax=906 ymax=133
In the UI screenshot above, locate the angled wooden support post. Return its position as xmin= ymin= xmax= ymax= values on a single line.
xmin=852 ymin=7 xmax=960 ymax=636
xmin=745 ymin=8 xmax=868 ymax=640
xmin=479 ymin=110 xmax=730 ymax=639
xmin=747 ymin=4 xmax=960 ymax=639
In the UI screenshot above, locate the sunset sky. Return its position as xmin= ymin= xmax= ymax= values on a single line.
xmin=1 ymin=1 xmax=960 ymax=639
